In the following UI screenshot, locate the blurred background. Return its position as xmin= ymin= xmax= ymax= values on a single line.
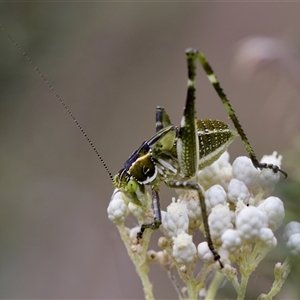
xmin=0 ymin=2 xmax=300 ymax=299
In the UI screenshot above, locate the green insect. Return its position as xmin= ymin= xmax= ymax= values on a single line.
xmin=2 ymin=25 xmax=286 ymax=268
xmin=112 ymin=49 xmax=287 ymax=268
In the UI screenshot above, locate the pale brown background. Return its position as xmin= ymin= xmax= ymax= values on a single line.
xmin=0 ymin=2 xmax=300 ymax=299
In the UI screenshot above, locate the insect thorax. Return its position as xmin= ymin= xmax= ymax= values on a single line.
xmin=113 ymin=126 xmax=178 ymax=187
xmin=113 ymin=119 xmax=237 ymax=200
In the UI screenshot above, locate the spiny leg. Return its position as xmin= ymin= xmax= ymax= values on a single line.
xmin=167 ymin=179 xmax=223 ymax=268
xmin=156 ymin=106 xmax=172 ymax=132
xmin=169 ymin=49 xmax=222 ymax=267
xmin=196 ymin=51 xmax=287 ymax=178
xmin=176 ymin=49 xmax=199 ymax=178
xmin=137 ymin=188 xmax=162 ymax=239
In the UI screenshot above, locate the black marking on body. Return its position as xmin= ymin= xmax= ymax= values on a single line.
xmin=123 ymin=141 xmax=157 ymax=184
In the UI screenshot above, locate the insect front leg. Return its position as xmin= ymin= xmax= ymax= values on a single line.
xmin=137 ymin=188 xmax=162 ymax=239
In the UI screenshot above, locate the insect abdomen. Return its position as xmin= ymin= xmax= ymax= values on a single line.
xmin=197 ymin=119 xmax=237 ymax=169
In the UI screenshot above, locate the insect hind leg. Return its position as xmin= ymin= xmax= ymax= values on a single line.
xmin=194 ymin=50 xmax=287 ymax=178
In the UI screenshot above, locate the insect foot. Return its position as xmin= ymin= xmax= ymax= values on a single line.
xmin=107 ymin=151 xmax=293 ymax=300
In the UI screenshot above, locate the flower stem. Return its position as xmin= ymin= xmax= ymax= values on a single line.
xmin=117 ymin=225 xmax=155 ymax=300
xmin=205 ymin=271 xmax=223 ymax=300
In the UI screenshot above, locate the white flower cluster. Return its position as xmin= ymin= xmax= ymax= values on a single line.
xmin=160 ymin=151 xmax=285 ymax=266
xmin=284 ymin=221 xmax=300 ymax=256
xmin=107 ymin=151 xmax=286 ymax=267
xmin=107 ymin=189 xmax=129 ymax=225
xmin=107 ymin=151 xmax=292 ymax=299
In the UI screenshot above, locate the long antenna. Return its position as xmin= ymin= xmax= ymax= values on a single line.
xmin=1 ymin=25 xmax=114 ymax=182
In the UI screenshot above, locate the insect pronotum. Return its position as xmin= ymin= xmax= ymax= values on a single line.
xmin=1 ymin=25 xmax=287 ymax=268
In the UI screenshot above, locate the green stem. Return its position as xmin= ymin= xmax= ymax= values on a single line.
xmin=136 ymin=260 xmax=154 ymax=300
xmin=257 ymin=257 xmax=291 ymax=300
xmin=186 ymin=279 xmax=198 ymax=300
xmin=117 ymin=225 xmax=155 ymax=300
xmin=237 ymin=272 xmax=250 ymax=300
xmin=205 ymin=271 xmax=223 ymax=300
